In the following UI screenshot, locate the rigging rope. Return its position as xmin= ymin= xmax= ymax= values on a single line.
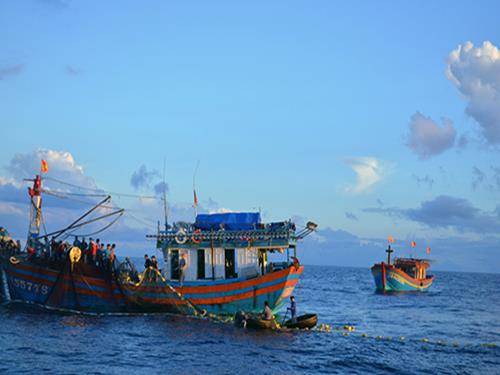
xmin=65 ymin=211 xmax=125 ymax=238
xmin=42 ymin=189 xmax=117 ymax=210
xmin=43 ymin=177 xmax=159 ymax=200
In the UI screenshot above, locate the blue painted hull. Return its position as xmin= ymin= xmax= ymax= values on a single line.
xmin=371 ymin=265 xmax=433 ymax=292
xmin=1 ymin=258 xmax=302 ymax=315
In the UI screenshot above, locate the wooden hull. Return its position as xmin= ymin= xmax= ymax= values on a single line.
xmin=246 ymin=317 xmax=276 ymax=330
xmin=0 ymin=257 xmax=302 ymax=315
xmin=284 ymin=313 xmax=317 ymax=329
xmin=371 ymin=264 xmax=433 ymax=292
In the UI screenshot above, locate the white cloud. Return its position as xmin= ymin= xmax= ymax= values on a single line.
xmin=406 ymin=112 xmax=456 ymax=159
xmin=447 ymin=41 xmax=500 ymax=144
xmin=6 ymin=148 xmax=96 ymax=191
xmin=342 ymin=157 xmax=391 ymax=194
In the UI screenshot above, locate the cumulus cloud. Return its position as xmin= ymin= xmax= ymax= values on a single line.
xmin=0 ymin=64 xmax=24 ymax=80
xmin=406 ymin=112 xmax=456 ymax=159
xmin=5 ymin=149 xmax=96 ymax=191
xmin=364 ymin=195 xmax=500 ymax=234
xmin=447 ymin=41 xmax=500 ymax=144
xmin=0 ymin=149 xmax=106 ymax=238
xmin=153 ymin=181 xmax=169 ymax=196
xmin=343 ymin=157 xmax=391 ymax=194
xmin=130 ymin=165 xmax=160 ymax=191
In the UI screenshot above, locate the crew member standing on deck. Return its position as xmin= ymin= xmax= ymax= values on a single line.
xmin=144 ymin=254 xmax=152 ymax=269
xmin=179 ymin=253 xmax=187 ymax=286
xmin=151 ymin=255 xmax=159 ymax=282
xmin=110 ymin=244 xmax=116 ymax=266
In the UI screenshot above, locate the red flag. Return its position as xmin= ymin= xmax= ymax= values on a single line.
xmin=426 ymin=247 xmax=431 ymax=254
xmin=41 ymin=159 xmax=49 ymax=173
xmin=411 ymin=240 xmax=416 ymax=248
xmin=193 ymin=189 xmax=198 ymax=207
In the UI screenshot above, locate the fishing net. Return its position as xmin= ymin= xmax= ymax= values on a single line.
xmin=115 ymin=260 xmax=204 ymax=316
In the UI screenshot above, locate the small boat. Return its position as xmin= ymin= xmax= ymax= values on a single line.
xmin=246 ymin=317 xmax=277 ymax=330
xmin=371 ymin=244 xmax=434 ymax=292
xmin=283 ymin=313 xmax=317 ymax=329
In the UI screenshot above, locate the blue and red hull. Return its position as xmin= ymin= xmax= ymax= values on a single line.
xmin=371 ymin=263 xmax=433 ymax=292
xmin=1 ymin=259 xmax=302 ymax=315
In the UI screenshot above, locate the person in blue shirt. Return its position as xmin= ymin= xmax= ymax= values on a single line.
xmin=289 ymin=296 xmax=297 ymax=323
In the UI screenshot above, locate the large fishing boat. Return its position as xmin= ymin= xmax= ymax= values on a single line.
xmin=371 ymin=243 xmax=434 ymax=292
xmin=0 ymin=167 xmax=316 ymax=315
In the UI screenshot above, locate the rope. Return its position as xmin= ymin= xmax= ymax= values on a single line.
xmin=42 ymin=189 xmax=117 ymax=210
xmin=66 ymin=211 xmax=124 ymax=237
xmin=130 ymin=267 xmax=205 ymax=317
xmin=43 ymin=177 xmax=159 ymax=200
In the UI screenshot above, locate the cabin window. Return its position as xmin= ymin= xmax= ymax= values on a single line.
xmin=197 ymin=249 xmax=205 ymax=279
xmin=170 ymin=250 xmax=179 ymax=280
xmin=225 ymin=249 xmax=236 ymax=279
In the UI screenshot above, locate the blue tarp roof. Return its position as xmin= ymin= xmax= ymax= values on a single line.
xmin=195 ymin=212 xmax=261 ymax=230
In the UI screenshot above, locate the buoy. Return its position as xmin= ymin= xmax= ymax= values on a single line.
xmin=421 ymin=338 xmax=429 ymax=343
xmin=175 ymin=229 xmax=188 ymax=244
xmin=399 ymin=336 xmax=405 ymax=341
xmin=191 ymin=229 xmax=202 ymax=244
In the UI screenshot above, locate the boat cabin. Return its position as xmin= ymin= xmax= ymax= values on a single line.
xmin=393 ymin=258 xmax=431 ymax=280
xmin=149 ymin=213 xmax=313 ymax=283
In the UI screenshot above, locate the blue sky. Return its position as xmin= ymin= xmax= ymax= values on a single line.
xmin=1 ymin=1 xmax=500 ymax=272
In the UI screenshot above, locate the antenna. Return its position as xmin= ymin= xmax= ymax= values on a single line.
xmin=163 ymin=158 xmax=168 ymax=231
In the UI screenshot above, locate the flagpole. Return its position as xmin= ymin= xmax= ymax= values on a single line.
xmin=193 ymin=160 xmax=200 ymax=219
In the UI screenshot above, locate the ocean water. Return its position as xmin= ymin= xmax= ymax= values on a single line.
xmin=0 ymin=265 xmax=498 ymax=374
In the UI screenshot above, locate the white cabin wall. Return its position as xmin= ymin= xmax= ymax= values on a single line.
xmin=163 ymin=247 xmax=261 ymax=281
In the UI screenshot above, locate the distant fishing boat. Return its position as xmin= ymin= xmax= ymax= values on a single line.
xmin=371 ymin=242 xmax=434 ymax=292
xmin=0 ymin=166 xmax=316 ymax=315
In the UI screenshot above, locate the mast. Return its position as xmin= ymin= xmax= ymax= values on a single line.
xmin=27 ymin=174 xmax=43 ymax=239
xmin=386 ymin=244 xmax=393 ymax=265
xmin=162 ymin=158 xmax=168 ymax=232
